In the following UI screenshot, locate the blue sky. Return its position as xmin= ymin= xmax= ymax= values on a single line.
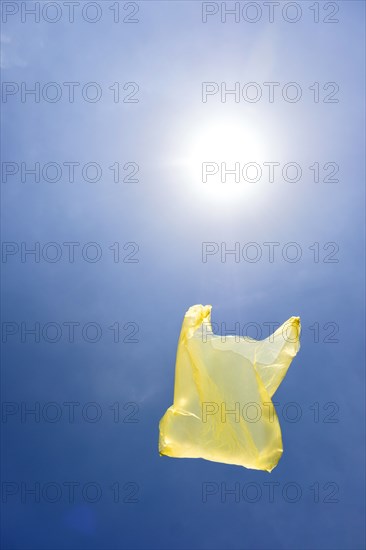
xmin=1 ymin=1 xmax=365 ymax=549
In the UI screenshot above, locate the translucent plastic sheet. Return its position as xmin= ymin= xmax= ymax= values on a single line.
xmin=159 ymin=305 xmax=301 ymax=472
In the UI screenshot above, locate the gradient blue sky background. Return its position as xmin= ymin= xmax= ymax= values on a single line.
xmin=1 ymin=1 xmax=365 ymax=549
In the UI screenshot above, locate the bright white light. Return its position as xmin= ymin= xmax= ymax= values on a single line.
xmin=190 ymin=117 xmax=263 ymax=166
xmin=179 ymin=113 xmax=271 ymax=204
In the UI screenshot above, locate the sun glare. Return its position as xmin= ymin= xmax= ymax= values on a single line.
xmin=181 ymin=114 xmax=270 ymax=203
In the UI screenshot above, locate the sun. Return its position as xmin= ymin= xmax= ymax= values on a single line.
xmin=180 ymin=113 xmax=270 ymax=203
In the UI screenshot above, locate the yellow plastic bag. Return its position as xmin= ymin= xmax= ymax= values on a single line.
xmin=159 ymin=305 xmax=301 ymax=472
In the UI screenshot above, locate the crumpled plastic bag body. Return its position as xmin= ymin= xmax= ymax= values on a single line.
xmin=159 ymin=305 xmax=301 ymax=472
